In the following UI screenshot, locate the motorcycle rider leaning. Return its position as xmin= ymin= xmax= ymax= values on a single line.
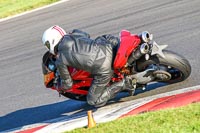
xmin=42 ymin=25 xmax=129 ymax=107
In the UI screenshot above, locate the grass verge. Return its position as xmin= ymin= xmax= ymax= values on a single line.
xmin=66 ymin=102 xmax=200 ymax=133
xmin=0 ymin=0 xmax=59 ymax=19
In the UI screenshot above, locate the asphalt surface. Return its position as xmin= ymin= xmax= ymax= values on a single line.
xmin=0 ymin=0 xmax=200 ymax=131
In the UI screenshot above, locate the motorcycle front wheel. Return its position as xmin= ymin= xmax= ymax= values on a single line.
xmin=136 ymin=50 xmax=191 ymax=83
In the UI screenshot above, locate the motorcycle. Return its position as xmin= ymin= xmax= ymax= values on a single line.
xmin=42 ymin=30 xmax=191 ymax=101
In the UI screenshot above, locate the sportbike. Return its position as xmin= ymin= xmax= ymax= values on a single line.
xmin=42 ymin=30 xmax=191 ymax=101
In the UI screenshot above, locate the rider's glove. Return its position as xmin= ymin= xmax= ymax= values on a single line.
xmin=61 ymin=79 xmax=73 ymax=90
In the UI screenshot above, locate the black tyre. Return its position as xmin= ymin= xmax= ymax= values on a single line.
xmin=136 ymin=50 xmax=191 ymax=83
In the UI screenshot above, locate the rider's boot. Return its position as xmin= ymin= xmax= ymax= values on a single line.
xmin=94 ymin=81 xmax=125 ymax=107
xmin=89 ymin=78 xmax=137 ymax=107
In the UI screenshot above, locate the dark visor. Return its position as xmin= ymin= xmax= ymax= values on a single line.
xmin=45 ymin=41 xmax=50 ymax=50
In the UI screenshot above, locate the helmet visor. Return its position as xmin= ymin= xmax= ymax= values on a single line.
xmin=45 ymin=41 xmax=50 ymax=50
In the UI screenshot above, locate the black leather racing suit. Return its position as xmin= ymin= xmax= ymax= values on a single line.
xmin=55 ymin=29 xmax=123 ymax=106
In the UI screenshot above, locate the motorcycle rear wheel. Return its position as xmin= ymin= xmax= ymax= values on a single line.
xmin=136 ymin=50 xmax=191 ymax=83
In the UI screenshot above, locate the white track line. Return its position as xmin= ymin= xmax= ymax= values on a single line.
xmin=27 ymin=85 xmax=200 ymax=133
xmin=0 ymin=0 xmax=70 ymax=23
xmin=4 ymin=85 xmax=200 ymax=133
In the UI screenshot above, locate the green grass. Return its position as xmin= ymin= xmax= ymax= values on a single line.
xmin=66 ymin=103 xmax=200 ymax=133
xmin=0 ymin=0 xmax=59 ymax=19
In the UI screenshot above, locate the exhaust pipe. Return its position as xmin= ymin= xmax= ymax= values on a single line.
xmin=140 ymin=43 xmax=149 ymax=54
xmin=127 ymin=31 xmax=153 ymax=65
xmin=127 ymin=43 xmax=149 ymax=64
xmin=139 ymin=31 xmax=153 ymax=43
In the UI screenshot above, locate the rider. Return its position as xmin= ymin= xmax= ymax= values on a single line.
xmin=42 ymin=25 xmax=127 ymax=107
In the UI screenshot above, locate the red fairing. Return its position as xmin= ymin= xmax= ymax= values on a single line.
xmin=68 ymin=67 xmax=91 ymax=80
xmin=113 ymin=30 xmax=141 ymax=69
xmin=66 ymin=67 xmax=92 ymax=95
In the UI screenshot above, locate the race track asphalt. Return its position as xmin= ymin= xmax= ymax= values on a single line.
xmin=0 ymin=0 xmax=200 ymax=131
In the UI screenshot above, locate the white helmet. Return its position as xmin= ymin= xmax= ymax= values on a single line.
xmin=42 ymin=25 xmax=66 ymax=55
